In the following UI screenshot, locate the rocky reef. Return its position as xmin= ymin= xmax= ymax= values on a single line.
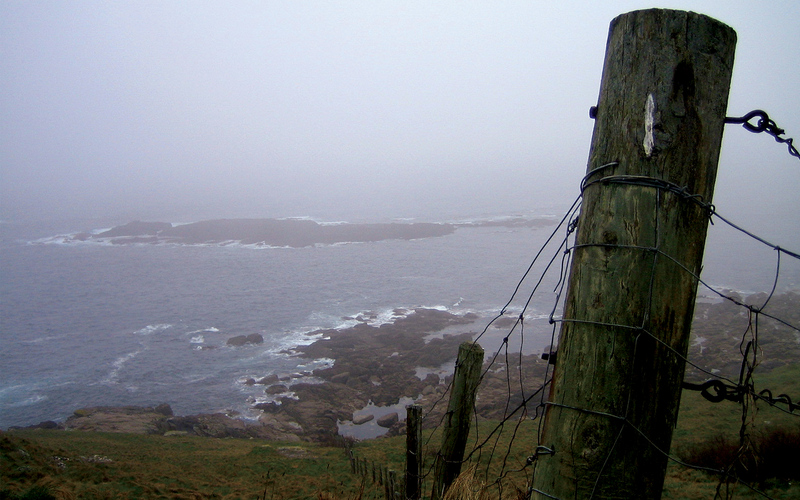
xmin=13 ymin=292 xmax=798 ymax=443
xmin=71 ymin=219 xmax=457 ymax=247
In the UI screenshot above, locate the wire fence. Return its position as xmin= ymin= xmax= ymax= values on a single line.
xmin=345 ymin=114 xmax=799 ymax=500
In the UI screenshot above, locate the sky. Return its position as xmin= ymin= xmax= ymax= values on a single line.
xmin=1 ymin=1 xmax=798 ymax=224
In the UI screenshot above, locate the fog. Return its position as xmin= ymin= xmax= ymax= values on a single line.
xmin=1 ymin=1 xmax=798 ymax=224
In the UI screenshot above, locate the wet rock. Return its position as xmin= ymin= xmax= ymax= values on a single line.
xmin=266 ymin=384 xmax=289 ymax=395
xmin=227 ymin=334 xmax=264 ymax=347
xmin=253 ymin=402 xmax=281 ymax=412
xmin=154 ymin=403 xmax=174 ymax=416
xmin=227 ymin=335 xmax=249 ymax=347
xmin=376 ymin=412 xmax=398 ymax=428
xmin=257 ymin=374 xmax=279 ymax=385
xmin=246 ymin=333 xmax=264 ymax=344
xmin=352 ymin=414 xmax=374 ymax=425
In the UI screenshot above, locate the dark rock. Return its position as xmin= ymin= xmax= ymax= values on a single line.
xmin=276 ymin=382 xmax=368 ymax=440
xmin=253 ymin=402 xmax=281 ymax=412
xmin=154 ymin=403 xmax=173 ymax=416
xmin=257 ymin=374 xmax=280 ymax=385
xmin=384 ymin=420 xmax=406 ymax=437
xmin=376 ymin=412 xmax=398 ymax=428
xmin=164 ymin=413 xmax=279 ymax=439
xmin=28 ymin=420 xmax=60 ymax=430
xmin=227 ymin=334 xmax=263 ymax=347
xmin=227 ymin=335 xmax=249 ymax=347
xmin=265 ymin=384 xmax=289 ymax=395
xmin=246 ymin=333 xmax=264 ymax=344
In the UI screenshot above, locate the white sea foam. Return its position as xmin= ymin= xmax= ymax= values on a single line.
xmin=190 ymin=335 xmax=205 ymax=344
xmin=421 ymin=304 xmax=448 ymax=312
xmin=0 ymin=385 xmax=48 ymax=409
xmin=101 ymin=349 xmax=143 ymax=384
xmin=3 ymin=394 xmax=48 ymax=408
xmin=271 ymin=329 xmax=326 ymax=353
xmin=188 ymin=327 xmax=219 ymax=335
xmin=134 ymin=324 xmax=172 ymax=335
xmin=22 ymin=334 xmax=64 ymax=344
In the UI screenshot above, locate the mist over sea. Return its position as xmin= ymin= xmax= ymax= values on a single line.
xmin=1 ymin=206 xmax=798 ymax=429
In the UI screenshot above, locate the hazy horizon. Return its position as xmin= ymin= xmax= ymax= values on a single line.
xmin=2 ymin=2 xmax=798 ymax=229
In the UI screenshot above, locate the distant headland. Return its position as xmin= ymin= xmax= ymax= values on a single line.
xmin=69 ymin=219 xmax=455 ymax=247
xmin=58 ymin=217 xmax=555 ymax=248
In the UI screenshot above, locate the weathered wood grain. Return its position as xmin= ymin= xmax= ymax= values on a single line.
xmin=531 ymin=9 xmax=736 ymax=499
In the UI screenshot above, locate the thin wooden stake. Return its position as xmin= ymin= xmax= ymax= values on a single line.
xmin=406 ymin=404 xmax=423 ymax=500
xmin=431 ymin=342 xmax=484 ymax=500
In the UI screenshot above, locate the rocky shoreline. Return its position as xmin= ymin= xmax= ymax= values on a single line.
xmin=10 ymin=308 xmax=496 ymax=441
xmin=10 ymin=292 xmax=798 ymax=442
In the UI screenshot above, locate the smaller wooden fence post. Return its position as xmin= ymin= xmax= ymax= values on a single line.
xmin=406 ymin=404 xmax=423 ymax=500
xmin=431 ymin=342 xmax=484 ymax=500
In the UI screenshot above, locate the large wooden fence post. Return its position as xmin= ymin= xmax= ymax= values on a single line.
xmin=530 ymin=9 xmax=736 ymax=499
xmin=431 ymin=342 xmax=484 ymax=500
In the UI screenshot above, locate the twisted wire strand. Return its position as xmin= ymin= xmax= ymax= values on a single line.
xmin=404 ymin=159 xmax=797 ymax=499
xmin=527 ymin=166 xmax=798 ymax=499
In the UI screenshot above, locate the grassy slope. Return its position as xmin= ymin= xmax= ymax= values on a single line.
xmin=3 ymin=365 xmax=798 ymax=499
xmin=663 ymin=362 xmax=800 ymax=499
xmin=1 ymin=432 xmax=363 ymax=500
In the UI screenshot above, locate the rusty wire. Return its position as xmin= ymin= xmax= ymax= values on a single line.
xmin=725 ymin=109 xmax=799 ymax=160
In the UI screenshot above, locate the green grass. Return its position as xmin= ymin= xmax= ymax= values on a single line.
xmin=1 ymin=431 xmax=364 ymax=500
xmin=3 ymin=364 xmax=798 ymax=499
xmin=664 ymin=363 xmax=800 ymax=499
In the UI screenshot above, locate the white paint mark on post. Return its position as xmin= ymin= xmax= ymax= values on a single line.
xmin=643 ymin=93 xmax=655 ymax=157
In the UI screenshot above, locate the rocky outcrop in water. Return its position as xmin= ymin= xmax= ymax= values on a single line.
xmin=88 ymin=219 xmax=457 ymax=247
xmin=226 ymin=333 xmax=264 ymax=347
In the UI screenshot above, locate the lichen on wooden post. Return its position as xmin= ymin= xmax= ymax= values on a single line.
xmin=531 ymin=8 xmax=736 ymax=499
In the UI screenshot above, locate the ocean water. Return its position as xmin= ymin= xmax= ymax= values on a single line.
xmin=1 ymin=209 xmax=798 ymax=429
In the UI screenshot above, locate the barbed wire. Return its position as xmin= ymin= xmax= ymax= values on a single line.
xmin=725 ymin=110 xmax=800 ymax=160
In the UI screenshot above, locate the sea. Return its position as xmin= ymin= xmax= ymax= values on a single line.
xmin=1 ymin=205 xmax=798 ymax=429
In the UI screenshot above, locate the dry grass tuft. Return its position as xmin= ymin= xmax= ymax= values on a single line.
xmin=443 ymin=465 xmax=489 ymax=500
